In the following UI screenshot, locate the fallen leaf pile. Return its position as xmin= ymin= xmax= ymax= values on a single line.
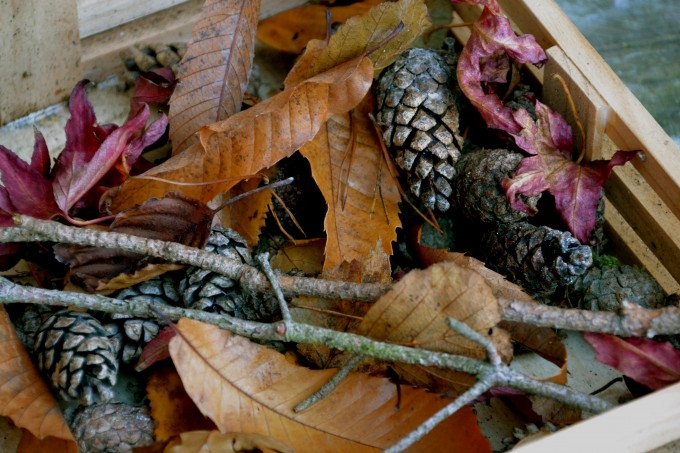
xmin=0 ymin=0 xmax=670 ymax=451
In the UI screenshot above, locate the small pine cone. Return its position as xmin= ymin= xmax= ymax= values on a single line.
xmin=71 ymin=402 xmax=154 ymax=453
xmin=572 ymin=264 xmax=667 ymax=311
xmin=453 ymin=148 xmax=540 ymax=224
xmin=481 ymin=222 xmax=593 ymax=295
xmin=181 ymin=227 xmax=280 ymax=322
xmin=33 ymin=310 xmax=119 ymax=405
xmin=375 ymin=47 xmax=464 ymax=212
xmin=109 ymin=274 xmax=180 ymax=363
xmin=11 ymin=304 xmax=55 ymax=351
xmin=121 ymin=42 xmax=186 ymax=81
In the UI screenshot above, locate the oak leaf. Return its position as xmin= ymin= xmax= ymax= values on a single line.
xmin=256 ymin=0 xmax=382 ymax=54
xmin=0 ymin=307 xmax=73 ymax=441
xmin=165 ymin=430 xmax=292 ymax=453
xmin=169 ymin=0 xmax=260 ymax=154
xmin=106 ymin=56 xmax=374 ymax=213
xmin=584 ymin=333 xmax=680 ymax=390
xmin=300 ymin=92 xmax=401 ymax=272
xmin=357 ymin=261 xmax=509 ymax=395
xmin=169 ymin=318 xmax=491 ymax=452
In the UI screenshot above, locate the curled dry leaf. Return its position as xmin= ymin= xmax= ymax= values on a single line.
xmin=256 ymin=0 xmax=382 ymax=54
xmin=169 ymin=318 xmax=491 ymax=452
xmin=0 ymin=307 xmax=74 ymax=441
xmin=300 ymin=92 xmax=401 ymax=272
xmin=106 ymin=56 xmax=374 ymax=213
xmin=55 ymin=192 xmax=212 ymax=292
xmin=169 ymin=0 xmax=260 ymax=155
xmin=165 ymin=430 xmax=292 ymax=453
xmin=357 ymin=261 xmax=509 ymax=395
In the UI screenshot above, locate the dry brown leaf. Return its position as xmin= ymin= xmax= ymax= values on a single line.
xmin=256 ymin=0 xmax=382 ymax=54
xmin=147 ymin=366 xmax=217 ymax=442
xmin=284 ymin=0 xmax=431 ymax=85
xmin=0 ymin=307 xmax=73 ymax=442
xmin=107 ymin=56 xmax=374 ymax=213
xmin=300 ymin=92 xmax=400 ymax=272
xmin=169 ymin=0 xmax=260 ymax=154
xmin=17 ymin=431 xmax=77 ymax=453
xmin=165 ymin=430 xmax=293 ymax=453
xmin=215 ymin=177 xmax=272 ymax=246
xmin=270 ymin=238 xmax=325 ymax=275
xmin=169 ymin=318 xmax=491 ymax=452
xmin=357 ymin=262 xmax=507 ymax=395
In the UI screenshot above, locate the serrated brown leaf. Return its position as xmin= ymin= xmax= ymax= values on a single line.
xmin=284 ymin=0 xmax=430 ymax=86
xmin=0 ymin=307 xmax=73 ymax=441
xmin=147 ymin=366 xmax=217 ymax=442
xmin=169 ymin=0 xmax=260 ymax=155
xmin=256 ymin=0 xmax=382 ymax=54
xmin=357 ymin=262 xmax=507 ymax=395
xmin=56 ymin=193 xmax=212 ymax=292
xmin=300 ymin=92 xmax=400 ymax=272
xmin=170 ymin=318 xmax=491 ymax=452
xmin=106 ymin=56 xmax=374 ymax=213
xmin=165 ymin=430 xmax=293 ymax=453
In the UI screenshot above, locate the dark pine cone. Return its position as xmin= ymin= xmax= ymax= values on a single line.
xmin=121 ymin=42 xmax=186 ymax=82
xmin=180 ymin=226 xmax=280 ymax=322
xmin=453 ymin=148 xmax=540 ymax=224
xmin=375 ymin=47 xmax=464 ymax=212
xmin=33 ymin=310 xmax=119 ymax=405
xmin=109 ymin=273 xmax=180 ymax=364
xmin=71 ymin=402 xmax=154 ymax=453
xmin=571 ymin=263 xmax=667 ymax=311
xmin=481 ymin=222 xmax=593 ymax=295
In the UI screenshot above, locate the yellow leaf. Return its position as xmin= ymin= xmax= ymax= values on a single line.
xmin=107 ymin=56 xmax=374 ymax=213
xmin=169 ymin=318 xmax=491 ymax=452
xmin=357 ymin=262 xmax=508 ymax=395
xmin=169 ymin=0 xmax=260 ymax=154
xmin=270 ymin=239 xmax=325 ymax=275
xmin=301 ymin=92 xmax=401 ymax=272
xmin=0 ymin=307 xmax=73 ymax=441
xmin=256 ymin=0 xmax=383 ymax=54
xmin=165 ymin=430 xmax=292 ymax=453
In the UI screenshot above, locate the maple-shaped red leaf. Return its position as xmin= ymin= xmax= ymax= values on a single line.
xmin=30 ymin=129 xmax=51 ymax=178
xmin=0 ymin=145 xmax=61 ymax=221
xmin=584 ymin=332 xmax=680 ymax=391
xmin=455 ymin=0 xmax=547 ymax=135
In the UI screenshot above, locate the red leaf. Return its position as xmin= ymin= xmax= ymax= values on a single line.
xmin=135 ymin=326 xmax=175 ymax=371
xmin=130 ymin=67 xmax=176 ymax=118
xmin=584 ymin=333 xmax=680 ymax=390
xmin=30 ymin=129 xmax=51 ymax=177
xmin=52 ymin=103 xmax=155 ymax=215
xmin=0 ymin=145 xmax=60 ymax=220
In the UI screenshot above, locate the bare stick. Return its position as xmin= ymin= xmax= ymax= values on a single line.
xmin=257 ymin=252 xmax=292 ymax=322
xmin=294 ymin=354 xmax=365 ymax=412
xmin=447 ymin=317 xmax=501 ymax=366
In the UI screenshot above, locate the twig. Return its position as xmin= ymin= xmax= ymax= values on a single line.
xmin=294 ymin=354 xmax=365 ymax=412
xmin=257 ymin=252 xmax=292 ymax=322
xmin=447 ymin=317 xmax=501 ymax=367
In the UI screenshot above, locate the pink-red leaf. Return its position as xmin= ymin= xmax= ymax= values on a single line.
xmin=584 ymin=332 xmax=680 ymax=390
xmin=130 ymin=67 xmax=176 ymax=118
xmin=0 ymin=145 xmax=60 ymax=220
xmin=30 ymin=129 xmax=51 ymax=177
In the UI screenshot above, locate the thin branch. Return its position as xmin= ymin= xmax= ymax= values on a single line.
xmin=257 ymin=252 xmax=292 ymax=322
xmin=294 ymin=354 xmax=365 ymax=412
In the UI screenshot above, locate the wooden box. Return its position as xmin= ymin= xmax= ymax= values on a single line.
xmin=1 ymin=0 xmax=679 ymax=451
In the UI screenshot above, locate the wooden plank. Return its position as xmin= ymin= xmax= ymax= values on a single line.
xmin=513 ymin=379 xmax=680 ymax=452
xmin=0 ymin=0 xmax=81 ymax=126
xmin=77 ymin=0 xmax=190 ymax=38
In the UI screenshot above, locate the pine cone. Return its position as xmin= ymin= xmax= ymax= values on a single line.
xmin=181 ymin=227 xmax=280 ymax=322
xmin=109 ymin=274 xmax=180 ymax=364
xmin=481 ymin=222 xmax=593 ymax=295
xmin=375 ymin=47 xmax=464 ymax=212
xmin=121 ymin=43 xmax=186 ymax=80
xmin=572 ymin=263 xmax=667 ymax=311
xmin=11 ymin=303 xmax=55 ymax=351
xmin=33 ymin=310 xmax=119 ymax=405
xmin=453 ymin=148 xmax=539 ymax=224
xmin=71 ymin=402 xmax=154 ymax=453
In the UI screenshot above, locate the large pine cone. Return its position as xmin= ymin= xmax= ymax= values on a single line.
xmin=571 ymin=263 xmax=667 ymax=311
xmin=481 ymin=222 xmax=593 ymax=295
xmin=453 ymin=148 xmax=539 ymax=224
xmin=71 ymin=402 xmax=154 ymax=453
xmin=375 ymin=47 xmax=464 ymax=212
xmin=33 ymin=310 xmax=119 ymax=405
xmin=180 ymin=227 xmax=280 ymax=322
